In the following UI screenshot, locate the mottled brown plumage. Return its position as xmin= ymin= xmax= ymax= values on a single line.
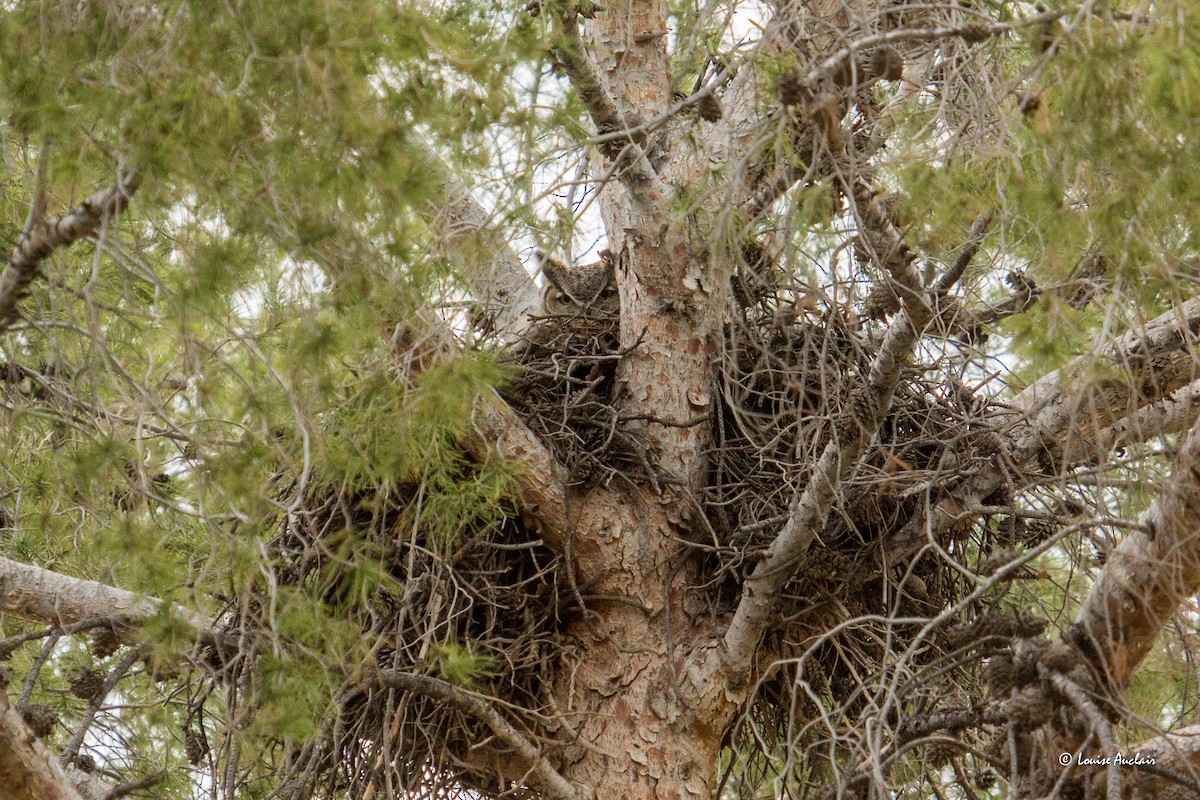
xmin=538 ymin=250 xmax=616 ymax=314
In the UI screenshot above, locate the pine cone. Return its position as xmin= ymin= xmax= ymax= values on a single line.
xmin=778 ymin=69 xmax=806 ymax=107
xmin=944 ymin=620 xmax=978 ymax=649
xmin=90 ymin=627 xmax=121 ymax=659
xmin=69 ymin=667 xmax=105 ymax=700
xmin=73 ymin=754 xmax=97 ymax=774
xmin=958 ymin=23 xmax=992 ymax=43
xmin=1007 ymin=686 xmax=1055 ymax=731
xmin=1038 ymin=640 xmax=1081 ymax=674
xmin=925 ymin=739 xmax=959 ymax=767
xmin=22 ymin=703 xmax=59 ymax=738
xmin=863 ymin=284 xmax=901 ymax=321
xmin=975 ymin=611 xmax=1018 ymax=639
xmin=1008 ymin=608 xmax=1049 ymax=638
xmin=1059 ymin=780 xmax=1087 ymax=800
xmin=695 ymin=93 xmax=723 ymax=122
xmin=978 ymin=548 xmax=1018 ymax=577
xmin=985 ymin=654 xmax=1018 ymax=694
xmin=1066 ymin=664 xmax=1099 ymax=693
xmin=1012 ymin=637 xmax=1045 ymax=686
xmin=185 ymin=729 xmax=210 ymax=765
xmin=1159 ymin=784 xmax=1200 ymax=800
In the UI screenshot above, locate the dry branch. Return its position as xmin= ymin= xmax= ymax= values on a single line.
xmin=798 ymin=18 xmax=1055 ymax=93
xmin=547 ymin=7 xmax=665 ymax=206
xmin=386 ymin=304 xmax=567 ymax=549
xmin=880 ymin=294 xmax=1200 ymax=566
xmin=720 ymin=195 xmax=932 ymax=687
xmin=1132 ymin=724 xmax=1200 ymax=782
xmin=1069 ymin=379 xmax=1200 ymax=466
xmin=0 ymin=169 xmax=141 ymax=335
xmin=422 ymin=142 xmax=542 ymax=337
xmin=464 ymin=388 xmax=569 ymax=551
xmin=364 ymin=669 xmax=579 ymax=800
xmin=1012 ymin=295 xmax=1200 ymax=436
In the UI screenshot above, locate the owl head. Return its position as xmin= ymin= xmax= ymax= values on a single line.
xmin=537 ymin=250 xmax=617 ymax=315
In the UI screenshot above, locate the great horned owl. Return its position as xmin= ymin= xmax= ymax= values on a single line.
xmin=538 ymin=249 xmax=617 ymax=315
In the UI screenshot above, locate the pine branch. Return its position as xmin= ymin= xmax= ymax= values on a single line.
xmin=420 ymin=138 xmax=542 ymax=338
xmin=740 ymin=15 xmax=1062 ymax=217
xmin=877 ymin=293 xmax=1200 ymax=570
xmin=0 ymin=557 xmax=215 ymax=647
xmin=387 ymin=311 xmax=569 ymax=551
xmin=463 ymin=388 xmax=570 ymax=551
xmin=798 ymin=16 xmax=1061 ymax=93
xmin=547 ymin=8 xmax=665 ymax=206
xmin=1045 ymin=672 xmax=1121 ymax=800
xmin=1069 ymin=379 xmax=1200 ymax=465
xmin=721 ymin=193 xmax=933 ymax=688
xmin=0 ymin=169 xmax=141 ymax=336
xmin=1073 ymin=414 xmax=1200 ymax=689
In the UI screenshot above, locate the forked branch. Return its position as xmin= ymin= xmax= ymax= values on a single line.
xmin=879 ymin=293 xmax=1200 ymax=567
xmin=720 ymin=195 xmax=937 ymax=687
xmin=464 ymin=388 xmax=570 ymax=551
xmin=545 ymin=7 xmax=665 ymax=206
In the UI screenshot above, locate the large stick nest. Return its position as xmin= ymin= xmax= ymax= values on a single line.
xmin=209 ymin=291 xmax=1069 ymax=800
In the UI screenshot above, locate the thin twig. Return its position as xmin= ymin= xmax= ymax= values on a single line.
xmin=364 ymin=669 xmax=580 ymax=800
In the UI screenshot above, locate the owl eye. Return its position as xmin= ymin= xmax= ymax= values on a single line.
xmin=541 ymin=285 xmax=571 ymax=315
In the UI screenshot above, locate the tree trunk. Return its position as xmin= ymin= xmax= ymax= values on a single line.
xmin=546 ymin=493 xmax=736 ymax=800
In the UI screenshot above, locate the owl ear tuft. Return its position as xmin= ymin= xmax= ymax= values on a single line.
xmin=537 ymin=251 xmax=571 ymax=293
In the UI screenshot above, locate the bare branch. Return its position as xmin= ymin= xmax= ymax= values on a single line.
xmin=420 ymin=140 xmax=541 ymax=337
xmin=798 ymin=16 xmax=1060 ymax=94
xmin=721 ymin=195 xmax=931 ymax=687
xmin=1046 ymin=672 xmax=1121 ymax=800
xmin=1130 ymin=724 xmax=1200 ymax=786
xmin=463 ymin=388 xmax=570 ymax=552
xmin=0 ymin=169 xmax=141 ymax=336
xmin=364 ymin=669 xmax=579 ymax=800
xmin=0 ymin=556 xmax=214 ymax=645
xmin=1013 ymin=296 xmax=1200 ymax=422
xmin=935 ymin=210 xmax=995 ymax=293
xmin=100 ymin=772 xmax=167 ymax=800
xmin=547 ymin=8 xmax=666 ymax=206
xmin=1068 ymin=379 xmax=1200 ymax=466
xmin=878 ymin=294 xmax=1200 ymax=567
